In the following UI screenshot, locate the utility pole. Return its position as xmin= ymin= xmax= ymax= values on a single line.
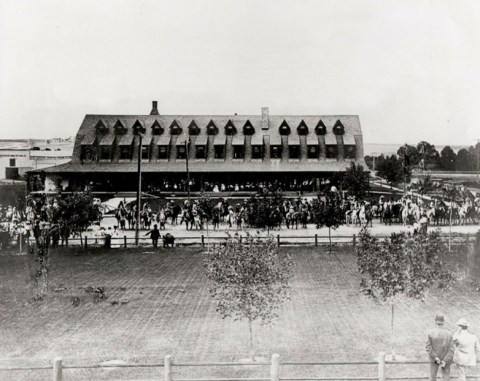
xmin=135 ymin=134 xmax=143 ymax=245
xmin=185 ymin=138 xmax=191 ymax=201
xmin=476 ymin=139 xmax=480 ymax=184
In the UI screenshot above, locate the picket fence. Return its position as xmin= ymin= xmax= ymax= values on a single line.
xmin=3 ymin=352 xmax=480 ymax=381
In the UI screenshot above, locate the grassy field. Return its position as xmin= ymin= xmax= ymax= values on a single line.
xmin=1 ymin=244 xmax=480 ymax=380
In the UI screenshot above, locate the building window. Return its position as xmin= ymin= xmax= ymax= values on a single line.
xmin=141 ymin=145 xmax=149 ymax=160
xmin=214 ymin=145 xmax=225 ymax=159
xmin=9 ymin=158 xmax=16 ymax=167
xmin=119 ymin=145 xmax=131 ymax=160
xmin=177 ymin=145 xmax=187 ymax=159
xmin=196 ymin=146 xmax=206 ymax=159
xmin=81 ymin=146 xmax=95 ymax=161
xmin=270 ymin=145 xmax=282 ymax=159
xmin=233 ymin=145 xmax=244 ymax=159
xmin=289 ymin=145 xmax=300 ymax=159
xmin=345 ymin=145 xmax=356 ymax=159
xmin=252 ymin=145 xmax=263 ymax=159
xmin=326 ymin=145 xmax=337 ymax=159
xmin=307 ymin=145 xmax=319 ymax=159
xmin=100 ymin=146 xmax=111 ymax=160
xmin=158 ymin=145 xmax=169 ymax=159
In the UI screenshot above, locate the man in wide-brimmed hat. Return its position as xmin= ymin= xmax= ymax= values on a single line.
xmin=453 ymin=318 xmax=480 ymax=381
xmin=426 ymin=314 xmax=454 ymax=381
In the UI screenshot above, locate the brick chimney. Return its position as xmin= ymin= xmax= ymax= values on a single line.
xmin=261 ymin=107 xmax=269 ymax=130
xmin=150 ymin=101 xmax=159 ymax=115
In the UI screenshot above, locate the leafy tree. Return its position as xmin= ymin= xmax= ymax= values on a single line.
xmin=357 ymin=228 xmax=454 ymax=360
xmin=204 ymin=233 xmax=293 ymax=360
xmin=376 ymin=155 xmax=411 ymax=187
xmin=246 ymin=189 xmax=283 ymax=230
xmin=439 ymin=146 xmax=457 ymax=171
xmin=341 ymin=162 xmax=370 ymax=199
xmin=311 ymin=190 xmax=344 ymax=251
xmin=416 ymin=141 xmax=440 ymax=169
xmin=456 ymin=148 xmax=475 ymax=171
xmin=55 ymin=192 xmax=102 ymax=239
xmin=397 ymin=144 xmax=420 ymax=166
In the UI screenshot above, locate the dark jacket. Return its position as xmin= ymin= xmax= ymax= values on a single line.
xmin=426 ymin=326 xmax=454 ymax=364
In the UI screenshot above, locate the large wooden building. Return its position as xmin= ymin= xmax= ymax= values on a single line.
xmin=36 ymin=102 xmax=367 ymax=193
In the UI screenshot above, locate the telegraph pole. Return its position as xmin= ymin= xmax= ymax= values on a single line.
xmin=135 ymin=134 xmax=143 ymax=245
xmin=476 ymin=139 xmax=480 ymax=184
xmin=185 ymin=138 xmax=191 ymax=201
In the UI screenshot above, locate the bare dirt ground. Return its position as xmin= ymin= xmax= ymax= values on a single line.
xmin=1 ymin=242 xmax=480 ymax=380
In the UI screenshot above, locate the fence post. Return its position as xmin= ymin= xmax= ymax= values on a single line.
xmin=277 ymin=235 xmax=280 ymax=246
xmin=201 ymin=235 xmax=205 ymax=247
xmin=378 ymin=351 xmax=385 ymax=381
xmin=315 ymin=233 xmax=318 ymax=247
xmin=84 ymin=236 xmax=88 ymax=249
xmin=164 ymin=355 xmax=172 ymax=381
xmin=270 ymin=353 xmax=280 ymax=381
xmin=80 ymin=236 xmax=83 ymax=248
xmin=353 ymin=234 xmax=356 ymax=249
xmin=52 ymin=357 xmax=62 ymax=381
xmin=65 ymin=236 xmax=68 ymax=247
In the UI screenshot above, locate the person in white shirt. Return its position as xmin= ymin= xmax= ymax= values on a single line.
xmin=453 ymin=318 xmax=480 ymax=381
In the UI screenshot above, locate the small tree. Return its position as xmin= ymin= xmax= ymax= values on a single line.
xmin=55 ymin=192 xmax=102 ymax=239
xmin=356 ymin=227 xmax=454 ymax=360
xmin=377 ymin=155 xmax=411 ymax=187
xmin=442 ymin=185 xmax=461 ymax=251
xmin=246 ymin=189 xmax=283 ymax=231
xmin=204 ymin=233 xmax=293 ymax=360
xmin=342 ymin=162 xmax=370 ymax=199
xmin=311 ymin=190 xmax=344 ymax=251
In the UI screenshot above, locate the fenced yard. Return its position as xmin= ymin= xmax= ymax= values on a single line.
xmin=1 ymin=244 xmax=480 ymax=380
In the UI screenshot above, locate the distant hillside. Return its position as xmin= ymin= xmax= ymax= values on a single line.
xmin=364 ymin=143 xmax=469 ymax=156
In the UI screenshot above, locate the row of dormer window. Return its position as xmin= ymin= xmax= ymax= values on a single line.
xmin=81 ymin=144 xmax=356 ymax=162
xmin=94 ymin=119 xmax=346 ymax=137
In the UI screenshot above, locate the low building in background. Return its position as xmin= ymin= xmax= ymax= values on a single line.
xmin=32 ymin=102 xmax=367 ymax=194
xmin=0 ymin=139 xmax=73 ymax=180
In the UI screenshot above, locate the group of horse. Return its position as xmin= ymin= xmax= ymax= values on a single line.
xmin=343 ymin=195 xmax=480 ymax=227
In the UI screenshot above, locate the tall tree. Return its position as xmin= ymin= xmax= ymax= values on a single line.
xmin=342 ymin=162 xmax=370 ymax=199
xmin=397 ymin=144 xmax=420 ymax=166
xmin=442 ymin=185 xmax=462 ymax=251
xmin=417 ymin=141 xmax=440 ymax=169
xmin=204 ymin=233 xmax=293 ymax=360
xmin=357 ymin=228 xmax=454 ymax=360
xmin=456 ymin=148 xmax=474 ymax=171
xmin=439 ymin=146 xmax=457 ymax=171
xmin=376 ymin=155 xmax=411 ymax=187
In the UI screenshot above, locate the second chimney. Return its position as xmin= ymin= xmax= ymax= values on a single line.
xmin=150 ymin=101 xmax=159 ymax=115
xmin=261 ymin=107 xmax=269 ymax=130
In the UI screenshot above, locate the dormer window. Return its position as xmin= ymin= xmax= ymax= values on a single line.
xmin=170 ymin=120 xmax=182 ymax=135
xmin=188 ymin=120 xmax=200 ymax=135
xmin=279 ymin=120 xmax=291 ymax=136
xmin=114 ymin=120 xmax=127 ymax=135
xmin=333 ymin=120 xmax=345 ymax=135
xmin=243 ymin=120 xmax=255 ymax=136
xmin=297 ymin=120 xmax=309 ymax=135
xmin=206 ymin=120 xmax=218 ymax=135
xmin=225 ymin=120 xmax=237 ymax=135
xmin=133 ymin=120 xmax=146 ymax=134
xmin=151 ymin=120 xmax=164 ymax=135
xmin=95 ymin=120 xmax=108 ymax=135
xmin=315 ymin=120 xmax=327 ymax=135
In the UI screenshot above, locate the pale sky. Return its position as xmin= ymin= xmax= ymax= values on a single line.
xmin=0 ymin=0 xmax=479 ymax=146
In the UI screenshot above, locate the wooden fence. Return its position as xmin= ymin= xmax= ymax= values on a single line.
xmin=3 ymin=353 xmax=480 ymax=381
xmin=59 ymin=232 xmax=477 ymax=249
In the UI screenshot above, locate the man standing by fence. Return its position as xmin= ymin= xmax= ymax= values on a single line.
xmin=453 ymin=318 xmax=479 ymax=381
xmin=145 ymin=224 xmax=161 ymax=247
xmin=426 ymin=314 xmax=454 ymax=381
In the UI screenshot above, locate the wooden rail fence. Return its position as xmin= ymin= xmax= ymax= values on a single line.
xmin=3 ymin=353 xmax=480 ymax=381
